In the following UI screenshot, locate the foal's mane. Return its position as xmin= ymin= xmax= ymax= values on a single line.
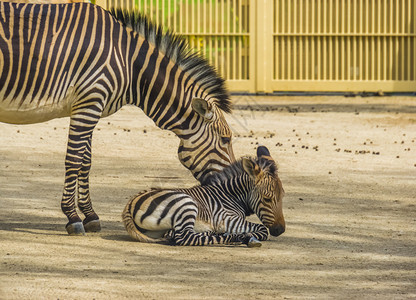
xmin=110 ymin=9 xmax=231 ymax=113
xmin=204 ymin=156 xmax=278 ymax=186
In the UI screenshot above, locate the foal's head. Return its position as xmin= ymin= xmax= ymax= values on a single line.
xmin=242 ymin=146 xmax=285 ymax=237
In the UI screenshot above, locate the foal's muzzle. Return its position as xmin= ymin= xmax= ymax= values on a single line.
xmin=269 ymin=225 xmax=285 ymax=237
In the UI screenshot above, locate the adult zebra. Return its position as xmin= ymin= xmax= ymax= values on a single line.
xmin=123 ymin=146 xmax=285 ymax=247
xmin=0 ymin=3 xmax=235 ymax=235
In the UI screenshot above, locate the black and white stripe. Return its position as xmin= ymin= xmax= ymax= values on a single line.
xmin=0 ymin=3 xmax=235 ymax=235
xmin=122 ymin=146 xmax=285 ymax=247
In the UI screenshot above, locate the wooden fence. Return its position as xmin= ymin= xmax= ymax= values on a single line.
xmin=95 ymin=0 xmax=416 ymax=93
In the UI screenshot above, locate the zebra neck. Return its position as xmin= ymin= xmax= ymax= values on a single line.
xmin=213 ymin=176 xmax=255 ymax=216
xmin=130 ymin=38 xmax=204 ymax=133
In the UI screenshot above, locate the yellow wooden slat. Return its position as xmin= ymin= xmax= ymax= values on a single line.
xmin=407 ymin=0 xmax=411 ymax=80
xmin=371 ymin=0 xmax=375 ymax=80
xmin=299 ymin=1 xmax=304 ymax=80
xmin=365 ymin=0 xmax=369 ymax=81
xmin=232 ymin=0 xmax=236 ymax=80
xmin=357 ymin=0 xmax=362 ymax=81
xmin=293 ymin=0 xmax=297 ymax=80
xmin=305 ymin=0 xmax=309 ymax=80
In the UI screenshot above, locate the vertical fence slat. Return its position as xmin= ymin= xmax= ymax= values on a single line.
xmin=215 ymin=0 xmax=219 ymax=74
xmin=208 ymin=1 xmax=213 ymax=71
xmin=287 ymin=0 xmax=291 ymax=79
xmin=408 ymin=0 xmax=411 ymax=80
xmin=305 ymin=0 xmax=309 ymax=80
xmin=382 ymin=2 xmax=386 ymax=80
xmin=299 ymin=0 xmax=303 ymax=80
xmin=400 ymin=0 xmax=404 ymax=81
xmin=371 ymin=0 xmax=375 ymax=80
xmin=311 ymin=0 xmax=315 ymax=80
xmin=317 ymin=0 xmax=321 ymax=80
xmin=232 ymin=0 xmax=236 ymax=80
xmin=328 ymin=0 xmax=333 ymax=80
xmin=281 ymin=0 xmax=285 ymax=79
xmin=293 ymin=0 xmax=297 ymax=80
xmin=225 ymin=0 xmax=232 ymax=79
xmin=342 ymin=0 xmax=346 ymax=80
xmin=394 ymin=0 xmax=399 ymax=80
xmin=364 ymin=0 xmax=368 ymax=81
xmin=353 ymin=0 xmax=357 ymax=81
xmin=274 ymin=0 xmax=278 ymax=80
xmin=334 ymin=0 xmax=339 ymax=80
xmin=348 ymin=1 xmax=352 ymax=80
xmin=389 ymin=0 xmax=394 ymax=81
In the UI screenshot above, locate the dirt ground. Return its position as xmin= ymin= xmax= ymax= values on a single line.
xmin=0 ymin=96 xmax=415 ymax=299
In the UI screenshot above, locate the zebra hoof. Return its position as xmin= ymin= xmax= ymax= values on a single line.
xmin=66 ymin=222 xmax=86 ymax=236
xmin=84 ymin=219 xmax=101 ymax=232
xmin=247 ymin=237 xmax=262 ymax=248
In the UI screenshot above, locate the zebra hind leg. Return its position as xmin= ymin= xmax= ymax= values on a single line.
xmin=77 ymin=135 xmax=100 ymax=232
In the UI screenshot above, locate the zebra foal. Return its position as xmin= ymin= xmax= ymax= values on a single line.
xmin=123 ymin=146 xmax=285 ymax=247
xmin=0 ymin=3 xmax=235 ymax=235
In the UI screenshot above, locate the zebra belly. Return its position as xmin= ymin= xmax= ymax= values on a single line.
xmin=133 ymin=194 xmax=199 ymax=233
xmin=133 ymin=205 xmax=174 ymax=232
xmin=0 ymin=94 xmax=73 ymax=124
xmin=0 ymin=105 xmax=71 ymax=124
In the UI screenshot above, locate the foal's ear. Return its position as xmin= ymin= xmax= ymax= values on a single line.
xmin=242 ymin=157 xmax=262 ymax=180
xmin=257 ymin=146 xmax=271 ymax=158
xmin=192 ymin=98 xmax=214 ymax=120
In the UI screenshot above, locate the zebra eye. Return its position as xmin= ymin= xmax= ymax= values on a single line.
xmin=221 ymin=136 xmax=230 ymax=144
xmin=263 ymin=196 xmax=272 ymax=203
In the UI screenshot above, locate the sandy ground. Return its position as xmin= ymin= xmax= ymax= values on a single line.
xmin=0 ymin=96 xmax=415 ymax=299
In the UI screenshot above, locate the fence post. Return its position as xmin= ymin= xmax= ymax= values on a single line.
xmin=255 ymin=0 xmax=273 ymax=93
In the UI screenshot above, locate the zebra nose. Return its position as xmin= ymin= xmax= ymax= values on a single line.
xmin=269 ymin=225 xmax=285 ymax=237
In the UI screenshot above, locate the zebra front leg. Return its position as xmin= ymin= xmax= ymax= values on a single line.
xmin=244 ymin=222 xmax=270 ymax=243
xmin=170 ymin=229 xmax=252 ymax=246
xmin=77 ymin=134 xmax=100 ymax=232
xmin=62 ymin=105 xmax=102 ymax=235
xmin=227 ymin=219 xmax=270 ymax=248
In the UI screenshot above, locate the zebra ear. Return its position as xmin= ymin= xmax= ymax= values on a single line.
xmin=242 ymin=157 xmax=262 ymax=180
xmin=257 ymin=146 xmax=271 ymax=158
xmin=192 ymin=98 xmax=214 ymax=120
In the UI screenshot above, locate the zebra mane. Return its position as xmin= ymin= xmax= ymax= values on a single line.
xmin=110 ymin=8 xmax=231 ymax=113
xmin=204 ymin=156 xmax=278 ymax=186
